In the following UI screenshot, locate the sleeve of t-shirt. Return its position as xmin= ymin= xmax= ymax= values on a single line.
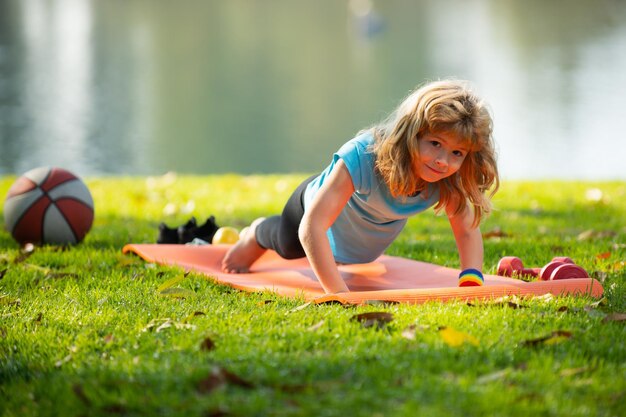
xmin=333 ymin=135 xmax=373 ymax=195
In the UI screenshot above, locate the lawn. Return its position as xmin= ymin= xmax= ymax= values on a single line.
xmin=1 ymin=174 xmax=624 ymax=417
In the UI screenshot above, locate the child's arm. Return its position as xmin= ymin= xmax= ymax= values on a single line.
xmin=446 ymin=199 xmax=484 ymax=272
xmin=298 ymin=160 xmax=354 ymax=294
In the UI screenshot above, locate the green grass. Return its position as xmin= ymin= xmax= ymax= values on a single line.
xmin=1 ymin=174 xmax=624 ymax=417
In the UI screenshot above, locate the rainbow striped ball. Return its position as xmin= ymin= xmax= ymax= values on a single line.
xmin=4 ymin=167 xmax=94 ymax=245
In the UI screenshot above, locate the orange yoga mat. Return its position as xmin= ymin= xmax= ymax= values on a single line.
xmin=122 ymin=244 xmax=603 ymax=305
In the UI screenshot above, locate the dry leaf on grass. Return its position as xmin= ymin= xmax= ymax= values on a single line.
xmin=0 ymin=294 xmax=20 ymax=307
xmin=159 ymin=287 xmax=196 ymax=299
xmin=33 ymin=312 xmax=43 ymax=324
xmin=200 ymin=336 xmax=216 ymax=351
xmin=157 ymin=275 xmax=185 ymax=292
xmin=577 ymin=229 xmax=617 ymax=241
xmin=482 ymin=228 xmax=510 ymax=239
xmin=401 ymin=324 xmax=429 ymax=340
xmin=351 ymin=312 xmax=394 ymax=329
xmin=468 ymin=296 xmax=525 ymax=309
xmin=46 ymin=271 xmax=79 ymax=280
xmin=14 ymin=243 xmax=35 ymax=264
xmin=183 ymin=311 xmax=206 ymax=323
xmin=55 ymin=354 xmax=73 ymax=368
xmin=559 ymin=366 xmax=595 ymax=377
xmin=603 ymin=313 xmax=626 ymax=323
xmin=521 ymin=330 xmax=573 ymax=347
xmin=476 ymin=368 xmax=512 ymax=384
xmin=438 ymin=326 xmax=479 ymax=347
xmin=287 ymin=302 xmax=312 ymax=314
xmin=196 ymin=366 xmax=254 ymax=394
xmin=142 ymin=318 xmax=196 ymax=333
xmin=307 ymin=320 xmax=325 ymax=331
xmin=595 ymin=251 xmax=611 ymax=260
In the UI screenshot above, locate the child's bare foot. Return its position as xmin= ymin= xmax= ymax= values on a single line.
xmin=221 ymin=218 xmax=266 ymax=273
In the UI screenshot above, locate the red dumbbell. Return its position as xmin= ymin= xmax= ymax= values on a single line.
xmin=497 ymin=256 xmax=583 ymax=280
xmin=497 ymin=256 xmax=541 ymax=278
xmin=548 ymin=263 xmax=590 ymax=280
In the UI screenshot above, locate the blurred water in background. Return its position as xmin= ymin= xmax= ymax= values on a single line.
xmin=0 ymin=0 xmax=625 ymax=180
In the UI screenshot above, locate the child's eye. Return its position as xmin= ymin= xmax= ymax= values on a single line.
xmin=452 ymin=150 xmax=465 ymax=157
xmin=430 ymin=141 xmax=440 ymax=147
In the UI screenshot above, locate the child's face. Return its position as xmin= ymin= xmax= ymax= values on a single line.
xmin=415 ymin=131 xmax=469 ymax=182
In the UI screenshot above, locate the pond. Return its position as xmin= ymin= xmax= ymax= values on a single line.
xmin=1 ymin=0 xmax=625 ymax=180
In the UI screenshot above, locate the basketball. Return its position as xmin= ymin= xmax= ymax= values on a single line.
xmin=3 ymin=167 xmax=94 ymax=245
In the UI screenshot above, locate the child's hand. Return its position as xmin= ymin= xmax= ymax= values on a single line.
xmin=459 ymin=268 xmax=484 ymax=287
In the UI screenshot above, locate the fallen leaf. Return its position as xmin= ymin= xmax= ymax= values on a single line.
xmin=0 ymin=294 xmax=20 ymax=306
xmin=401 ymin=326 xmax=417 ymax=340
xmin=118 ymin=257 xmax=143 ymax=268
xmin=182 ymin=311 xmax=206 ymax=323
xmin=159 ymin=287 xmax=195 ymax=299
xmin=351 ymin=312 xmax=394 ymax=329
xmin=197 ymin=366 xmax=254 ymax=394
xmin=498 ymin=300 xmax=524 ymax=309
xmin=46 ymin=272 xmax=79 ymax=280
xmin=142 ymin=318 xmax=196 ymax=333
xmin=476 ymin=368 xmax=512 ymax=384
xmin=609 ymin=261 xmax=625 ymax=272
xmin=103 ymin=334 xmax=115 ymax=344
xmin=482 ymin=228 xmax=510 ymax=239
xmin=288 ymin=302 xmax=312 ymax=313
xmin=534 ymin=293 xmax=555 ymax=303
xmin=438 ymin=326 xmax=479 ymax=347
xmin=72 ymin=384 xmax=92 ymax=406
xmin=596 ymin=251 xmax=611 ymax=260
xmin=401 ymin=324 xmax=429 ymax=340
xmin=559 ymin=366 xmax=595 ymax=377
xmin=577 ymin=229 xmax=617 ymax=241
xmin=468 ymin=296 xmax=525 ymax=308
xmin=200 ymin=336 xmax=216 ymax=351
xmin=587 ymin=298 xmax=606 ymax=308
xmin=307 ymin=320 xmax=325 ymax=331
xmin=521 ymin=330 xmax=573 ymax=347
xmin=55 ymin=354 xmax=73 ymax=368
xmin=157 ymin=320 xmax=194 ymax=332
xmin=14 ymin=243 xmax=35 ymax=263
xmin=603 ymin=313 xmax=626 ymax=323
xmin=24 ymin=264 xmax=51 ymax=275
xmin=157 ymin=275 xmax=185 ymax=292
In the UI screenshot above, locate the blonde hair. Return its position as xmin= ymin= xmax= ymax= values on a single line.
xmin=370 ymin=79 xmax=499 ymax=226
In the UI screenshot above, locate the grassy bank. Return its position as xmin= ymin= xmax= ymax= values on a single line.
xmin=1 ymin=174 xmax=624 ymax=417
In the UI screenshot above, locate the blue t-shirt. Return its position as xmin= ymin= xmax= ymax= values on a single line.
xmin=303 ymin=131 xmax=440 ymax=263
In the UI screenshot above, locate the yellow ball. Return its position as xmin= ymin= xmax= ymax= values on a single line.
xmin=212 ymin=226 xmax=240 ymax=244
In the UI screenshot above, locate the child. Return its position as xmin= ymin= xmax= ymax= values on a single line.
xmin=222 ymin=80 xmax=499 ymax=293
